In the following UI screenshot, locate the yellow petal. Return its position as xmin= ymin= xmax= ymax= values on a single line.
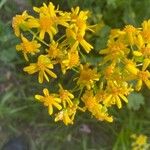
xmin=133 ymin=51 xmax=142 ymax=56
xmin=80 ymin=39 xmax=93 ymax=53
xmin=119 ymin=94 xmax=128 ymax=103
xmin=125 ymin=63 xmax=138 ymax=75
xmin=23 ymin=53 xmax=29 ymax=61
xmin=23 ymin=64 xmax=38 ymax=74
xmin=71 ymin=41 xmax=79 ymax=51
xmin=48 ymin=30 xmax=54 ymax=40
xmin=137 ymin=34 xmax=144 ymax=48
xmin=55 ymin=112 xmax=63 ymax=122
xmin=66 ymin=98 xmax=73 ymax=107
xmin=64 ymin=112 xmax=72 ymax=125
xmin=43 ymin=71 xmax=50 ymax=82
xmin=116 ymin=96 xmax=122 ymax=109
xmin=46 ymin=64 xmax=53 ymax=69
xmin=33 ymin=7 xmax=40 ymax=12
xmin=66 ymin=28 xmax=76 ymax=39
xmin=144 ymin=79 xmax=150 ymax=89
xmin=38 ymin=71 xmax=44 ymax=83
xmin=35 ymin=95 xmax=43 ymax=101
xmin=69 ymin=93 xmax=74 ymax=99
xmin=45 ymin=68 xmax=57 ymax=78
xmin=48 ymin=105 xmax=53 ymax=115
xmin=53 ymin=102 xmax=62 ymax=110
xmin=43 ymin=88 xmax=49 ymax=96
xmin=99 ymin=49 xmax=108 ymax=54
xmin=142 ymin=58 xmax=150 ymax=71
xmin=39 ymin=30 xmax=45 ymax=40
xmin=54 ymin=98 xmax=61 ymax=103
xmin=16 ymin=45 xmax=22 ymax=51
xmin=135 ymin=80 xmax=142 ymax=91
xmin=27 ymin=18 xmax=39 ymax=28
xmin=106 ymin=116 xmax=113 ymax=122
xmin=103 ymin=95 xmax=112 ymax=107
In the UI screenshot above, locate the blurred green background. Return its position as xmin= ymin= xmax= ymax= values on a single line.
xmin=0 ymin=0 xmax=150 ymax=149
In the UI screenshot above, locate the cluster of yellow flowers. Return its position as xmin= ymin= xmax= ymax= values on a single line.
xmin=131 ymin=134 xmax=150 ymax=150
xmin=12 ymin=2 xmax=150 ymax=125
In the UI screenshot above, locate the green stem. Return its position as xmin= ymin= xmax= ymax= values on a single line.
xmin=79 ymin=50 xmax=86 ymax=63
xmin=72 ymin=68 xmax=79 ymax=73
xmin=78 ymin=87 xmax=84 ymax=99
xmin=28 ymin=29 xmax=49 ymax=47
xmin=56 ymin=35 xmax=66 ymax=43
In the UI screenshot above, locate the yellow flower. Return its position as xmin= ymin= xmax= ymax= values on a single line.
xmin=142 ymin=19 xmax=150 ymax=31
xmin=12 ymin=11 xmax=30 ymax=37
xmin=124 ymin=59 xmax=150 ymax=91
xmin=103 ymin=81 xmax=133 ymax=109
xmin=77 ymin=64 xmax=99 ymax=90
xmin=141 ymin=19 xmax=150 ymax=43
xmin=95 ymin=83 xmax=107 ymax=103
xmin=135 ymin=34 xmax=144 ymax=49
xmin=71 ymin=7 xmax=80 ymax=20
xmin=55 ymin=109 xmax=73 ymax=125
xmin=23 ymin=55 xmax=57 ymax=83
xmin=56 ymin=11 xmax=70 ymax=27
xmin=142 ymin=58 xmax=150 ymax=71
xmin=100 ymin=41 xmax=129 ymax=63
xmin=46 ymin=41 xmax=63 ymax=59
xmin=109 ymin=29 xmax=125 ymax=40
xmin=59 ymin=84 xmax=74 ymax=108
xmin=133 ymin=51 xmax=143 ymax=57
xmin=104 ymin=64 xmax=115 ymax=79
xmin=62 ymin=49 xmax=80 ymax=73
xmin=27 ymin=14 xmax=57 ymax=40
xmin=123 ymin=25 xmax=138 ymax=45
xmin=35 ymin=88 xmax=62 ymax=115
xmin=82 ymin=90 xmax=113 ymax=122
xmin=71 ymin=7 xmax=88 ymax=32
xmin=103 ymin=63 xmax=123 ymax=81
xmin=55 ymin=99 xmax=84 ymax=125
xmin=76 ymin=35 xmax=93 ymax=53
xmin=125 ymin=59 xmax=139 ymax=76
xmin=27 ymin=3 xmax=58 ymax=40
xmin=141 ymin=44 xmax=150 ymax=58
xmin=16 ymin=35 xmax=41 ymax=61
xmin=71 ymin=6 xmax=94 ymax=34
xmin=28 ymin=2 xmax=70 ymax=40
xmin=136 ymin=68 xmax=150 ymax=91
xmin=33 ymin=2 xmax=70 ymax=27
xmin=131 ymin=134 xmax=150 ymax=150
xmin=66 ymin=26 xmax=93 ymax=53
xmin=33 ymin=2 xmax=57 ymax=17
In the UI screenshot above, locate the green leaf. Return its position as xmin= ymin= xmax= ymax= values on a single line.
xmin=9 ymin=106 xmax=29 ymax=114
xmin=127 ymin=92 xmax=145 ymax=110
xmin=107 ymin=0 xmax=117 ymax=8
xmin=0 ymin=0 xmax=7 ymax=10
xmin=0 ymin=89 xmax=16 ymax=105
xmin=0 ymin=48 xmax=17 ymax=62
xmin=94 ymin=25 xmax=111 ymax=52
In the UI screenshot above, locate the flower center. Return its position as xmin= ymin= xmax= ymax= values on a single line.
xmin=142 ymin=30 xmax=150 ymax=41
xmin=44 ymin=96 xmax=54 ymax=106
xmin=141 ymin=47 xmax=150 ymax=57
xmin=137 ymin=71 xmax=149 ymax=80
xmin=68 ymin=52 xmax=79 ymax=68
xmin=37 ymin=62 xmax=46 ymax=70
xmin=40 ymin=17 xmax=53 ymax=31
